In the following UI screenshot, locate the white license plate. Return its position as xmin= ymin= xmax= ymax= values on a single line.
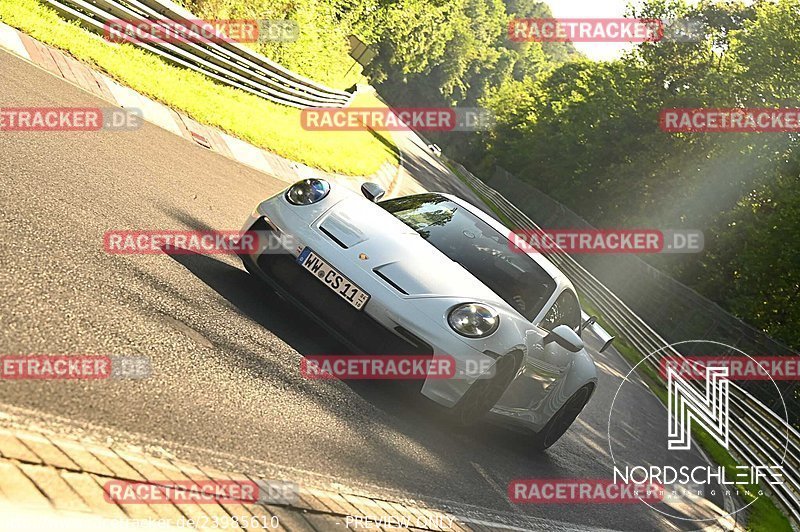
xmin=298 ymin=248 xmax=370 ymax=310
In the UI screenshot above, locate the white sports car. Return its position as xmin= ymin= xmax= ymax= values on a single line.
xmin=239 ymin=179 xmax=614 ymax=449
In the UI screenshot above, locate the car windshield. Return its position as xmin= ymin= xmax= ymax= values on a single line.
xmin=380 ymin=194 xmax=557 ymax=320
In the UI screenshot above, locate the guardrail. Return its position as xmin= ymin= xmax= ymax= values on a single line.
xmin=45 ymin=0 xmax=353 ymax=108
xmin=451 ymin=162 xmax=800 ymax=524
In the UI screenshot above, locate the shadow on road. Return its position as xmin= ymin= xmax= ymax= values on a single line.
xmin=149 ymin=205 xmax=726 ymax=530
xmin=164 ymin=249 xmax=555 ymax=455
xmin=165 ymin=247 xmax=334 ymax=354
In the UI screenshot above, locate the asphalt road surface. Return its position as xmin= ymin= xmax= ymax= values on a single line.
xmin=0 ymin=49 xmax=735 ymax=531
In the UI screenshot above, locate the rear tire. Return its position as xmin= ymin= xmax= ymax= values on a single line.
xmin=532 ymin=383 xmax=594 ymax=451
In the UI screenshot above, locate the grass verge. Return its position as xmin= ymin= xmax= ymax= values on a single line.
xmin=0 ymin=0 xmax=399 ymax=176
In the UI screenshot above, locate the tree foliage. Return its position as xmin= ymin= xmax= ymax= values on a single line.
xmin=472 ymin=0 xmax=800 ymax=350
xmin=362 ymin=0 xmax=577 ymax=106
xmin=177 ymin=0 xmax=798 ymax=350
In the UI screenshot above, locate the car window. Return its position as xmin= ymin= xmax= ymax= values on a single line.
xmin=540 ymin=289 xmax=581 ymax=332
xmin=380 ymin=194 xmax=557 ymax=320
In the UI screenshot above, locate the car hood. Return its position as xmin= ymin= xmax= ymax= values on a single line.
xmin=318 ymin=197 xmax=506 ymax=305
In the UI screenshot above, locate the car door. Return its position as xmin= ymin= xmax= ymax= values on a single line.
xmin=492 ymin=289 xmax=583 ymax=424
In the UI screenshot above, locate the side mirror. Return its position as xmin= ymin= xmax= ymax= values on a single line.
xmin=361 ymin=182 xmax=385 ymax=202
xmin=544 ymin=325 xmax=584 ymax=353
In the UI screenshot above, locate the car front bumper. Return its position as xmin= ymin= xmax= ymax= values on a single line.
xmin=239 ymin=194 xmax=495 ymax=408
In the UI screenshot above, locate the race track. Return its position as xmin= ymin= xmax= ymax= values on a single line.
xmin=0 ymin=49 xmax=734 ymax=531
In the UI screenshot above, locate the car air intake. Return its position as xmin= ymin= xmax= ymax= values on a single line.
xmin=372 ymin=269 xmax=408 ymax=295
xmin=317 ymin=210 xmax=369 ymax=249
xmin=319 ymin=225 xmax=348 ymax=248
xmin=255 ymin=253 xmax=432 ymax=356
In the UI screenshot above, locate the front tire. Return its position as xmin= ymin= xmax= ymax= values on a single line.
xmin=450 ymin=354 xmax=520 ymax=426
xmin=533 ymin=383 xmax=594 ymax=451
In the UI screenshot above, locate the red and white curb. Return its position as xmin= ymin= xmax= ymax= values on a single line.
xmin=0 ymin=405 xmax=615 ymax=532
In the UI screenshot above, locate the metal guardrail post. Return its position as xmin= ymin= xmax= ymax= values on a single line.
xmin=45 ymin=0 xmax=353 ymax=108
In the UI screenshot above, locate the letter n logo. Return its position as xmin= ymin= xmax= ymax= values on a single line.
xmin=667 ymin=364 xmax=730 ymax=450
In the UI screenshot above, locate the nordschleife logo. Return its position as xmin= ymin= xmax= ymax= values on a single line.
xmin=667 ymin=364 xmax=730 ymax=451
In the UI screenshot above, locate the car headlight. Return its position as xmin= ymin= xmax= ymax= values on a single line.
xmin=285 ymin=179 xmax=330 ymax=206
xmin=447 ymin=303 xmax=500 ymax=338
